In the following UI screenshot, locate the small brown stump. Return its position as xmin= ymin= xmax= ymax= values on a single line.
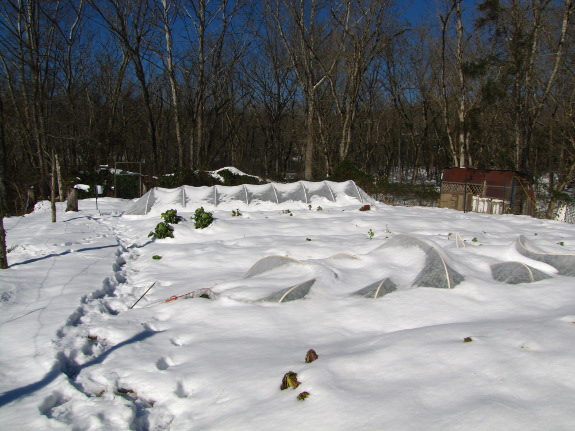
xmin=66 ymin=187 xmax=79 ymax=212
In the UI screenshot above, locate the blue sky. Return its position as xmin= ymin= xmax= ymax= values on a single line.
xmin=403 ymin=0 xmax=481 ymax=26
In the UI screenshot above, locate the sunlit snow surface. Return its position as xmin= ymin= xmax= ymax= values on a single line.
xmin=1 ymin=198 xmax=575 ymax=430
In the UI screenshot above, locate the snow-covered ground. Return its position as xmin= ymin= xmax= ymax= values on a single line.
xmin=1 ymin=197 xmax=575 ymax=430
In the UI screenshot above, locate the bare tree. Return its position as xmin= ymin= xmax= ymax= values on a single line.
xmin=382 ymin=26 xmax=439 ymax=182
xmin=477 ymin=0 xmax=573 ymax=173
xmin=156 ymin=0 xmax=184 ymax=167
xmin=0 ymin=94 xmax=8 ymax=268
xmin=438 ymin=0 xmax=470 ymax=167
xmin=90 ymin=0 xmax=161 ymax=174
xmin=245 ymin=6 xmax=298 ymax=177
xmin=544 ymin=0 xmax=575 ymax=217
xmin=328 ymin=0 xmax=401 ymax=163
xmin=266 ymin=0 xmax=337 ymax=179
xmin=180 ymin=0 xmax=248 ymax=169
xmin=52 ymin=0 xmax=87 ymax=201
xmin=0 ymin=0 xmax=65 ymax=222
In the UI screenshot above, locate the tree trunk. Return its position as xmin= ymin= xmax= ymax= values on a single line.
xmin=133 ymin=58 xmax=159 ymax=174
xmin=26 ymin=187 xmax=36 ymax=213
xmin=161 ymin=0 xmax=184 ymax=168
xmin=51 ymin=151 xmax=57 ymax=223
xmin=0 ymin=213 xmax=7 ymax=269
xmin=66 ymin=187 xmax=79 ymax=212
xmin=304 ymin=94 xmax=315 ymax=180
xmin=439 ymin=9 xmax=459 ymax=167
xmin=56 ymin=154 xmax=65 ymax=201
xmin=0 ymin=94 xmax=7 ymax=268
xmin=455 ymin=0 xmax=467 ymax=168
xmin=339 ymin=111 xmax=353 ymax=162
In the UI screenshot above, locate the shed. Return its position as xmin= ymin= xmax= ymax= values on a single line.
xmin=439 ymin=168 xmax=534 ymax=215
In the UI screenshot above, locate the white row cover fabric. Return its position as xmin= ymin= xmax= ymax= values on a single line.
xmin=515 ymin=235 xmax=575 ymax=276
xmin=259 ymin=279 xmax=316 ymax=303
xmin=375 ymin=234 xmax=464 ymax=289
xmin=491 ymin=261 xmax=551 ymax=284
xmin=209 ymin=234 xmax=573 ymax=304
xmin=244 ymin=256 xmax=305 ymax=278
xmin=353 ymin=278 xmax=397 ymax=298
xmin=218 ymin=234 xmax=463 ymax=304
xmin=124 ymin=180 xmax=370 ymax=215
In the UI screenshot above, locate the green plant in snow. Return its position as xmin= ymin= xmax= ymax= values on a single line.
xmin=463 ymin=337 xmax=473 ymax=343
xmin=472 ymin=237 xmax=478 ymax=242
xmin=316 ymin=206 xmax=322 ymax=211
xmin=306 ymin=238 xmax=312 ymax=242
xmin=368 ymin=229 xmax=375 ymax=239
xmin=280 ymin=371 xmax=301 ymax=390
xmin=282 ymin=209 xmax=292 ymax=215
xmin=148 ymin=222 xmax=174 ymax=239
xmin=558 ymin=241 xmax=565 ymax=246
xmin=161 ymin=208 xmax=183 ymax=224
xmin=308 ymin=205 xmax=312 ymax=210
xmin=305 ymin=349 xmax=319 ymax=363
xmin=297 ymin=391 xmax=310 ymax=401
xmin=194 ymin=207 xmax=213 ymax=229
xmin=152 ymin=255 xmax=162 ymax=260
xmin=231 ymin=209 xmax=242 ymax=217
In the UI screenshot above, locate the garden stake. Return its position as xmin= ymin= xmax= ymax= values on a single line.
xmin=130 ymin=282 xmax=156 ymax=309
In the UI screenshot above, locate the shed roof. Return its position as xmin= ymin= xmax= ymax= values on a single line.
xmin=442 ymin=168 xmax=529 ymax=186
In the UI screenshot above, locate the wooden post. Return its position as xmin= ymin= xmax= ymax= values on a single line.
xmin=26 ymin=187 xmax=36 ymax=213
xmin=66 ymin=187 xmax=79 ymax=212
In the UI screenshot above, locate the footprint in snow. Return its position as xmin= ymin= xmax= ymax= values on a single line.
xmin=170 ymin=337 xmax=183 ymax=347
xmin=156 ymin=356 xmax=173 ymax=371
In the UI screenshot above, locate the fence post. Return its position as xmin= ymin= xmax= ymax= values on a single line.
xmin=509 ymin=180 xmax=515 ymax=214
xmin=463 ymin=181 xmax=467 ymax=213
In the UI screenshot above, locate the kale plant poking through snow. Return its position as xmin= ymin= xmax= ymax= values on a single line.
xmin=161 ymin=208 xmax=184 ymax=224
xmin=297 ymin=391 xmax=310 ymax=401
xmin=148 ymin=221 xmax=174 ymax=239
xmin=280 ymin=372 xmax=301 ymax=390
xmin=193 ymin=207 xmax=213 ymax=229
xmin=149 ymin=208 xmax=183 ymax=239
xmin=305 ymin=349 xmax=319 ymax=363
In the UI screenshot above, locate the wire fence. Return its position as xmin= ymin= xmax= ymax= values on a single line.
xmin=439 ymin=180 xmax=535 ymax=216
xmin=555 ymin=204 xmax=575 ymax=224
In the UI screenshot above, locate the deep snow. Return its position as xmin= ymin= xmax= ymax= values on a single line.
xmin=1 ymin=197 xmax=575 ymax=430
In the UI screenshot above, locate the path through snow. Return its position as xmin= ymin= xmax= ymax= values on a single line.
xmin=0 ymin=199 xmax=132 ymax=429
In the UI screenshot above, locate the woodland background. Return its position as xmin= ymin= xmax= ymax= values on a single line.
xmin=0 ymin=0 xmax=574 ymax=216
